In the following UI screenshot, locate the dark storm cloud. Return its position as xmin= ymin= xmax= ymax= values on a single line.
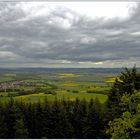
xmin=0 ymin=2 xmax=140 ymax=67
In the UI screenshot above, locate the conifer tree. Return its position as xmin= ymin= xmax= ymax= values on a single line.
xmin=14 ymin=119 xmax=28 ymax=138
xmin=47 ymin=98 xmax=72 ymax=138
xmin=70 ymin=98 xmax=88 ymax=138
xmin=24 ymin=103 xmax=35 ymax=138
xmin=34 ymin=100 xmax=44 ymax=138
xmin=42 ymin=98 xmax=51 ymax=138
xmin=83 ymin=98 xmax=103 ymax=138
xmin=0 ymin=106 xmax=7 ymax=138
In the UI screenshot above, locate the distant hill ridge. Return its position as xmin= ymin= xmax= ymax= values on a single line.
xmin=0 ymin=67 xmax=139 ymax=74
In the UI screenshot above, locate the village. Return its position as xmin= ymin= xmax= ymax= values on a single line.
xmin=0 ymin=80 xmax=47 ymax=92
xmin=0 ymin=81 xmax=30 ymax=92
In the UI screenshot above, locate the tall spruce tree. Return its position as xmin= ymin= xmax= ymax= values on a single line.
xmin=14 ymin=119 xmax=28 ymax=138
xmin=24 ymin=103 xmax=36 ymax=138
xmin=47 ymin=98 xmax=72 ymax=138
xmin=0 ymin=105 xmax=7 ymax=138
xmin=83 ymin=98 xmax=103 ymax=138
xmin=42 ymin=98 xmax=51 ymax=138
xmin=34 ymin=100 xmax=44 ymax=138
xmin=107 ymin=66 xmax=140 ymax=119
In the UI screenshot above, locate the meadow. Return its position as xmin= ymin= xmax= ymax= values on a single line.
xmin=0 ymin=68 xmax=116 ymax=103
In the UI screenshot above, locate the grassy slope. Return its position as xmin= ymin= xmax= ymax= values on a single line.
xmin=14 ymin=91 xmax=107 ymax=103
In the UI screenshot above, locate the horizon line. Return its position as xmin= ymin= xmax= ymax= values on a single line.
xmin=0 ymin=67 xmax=138 ymax=69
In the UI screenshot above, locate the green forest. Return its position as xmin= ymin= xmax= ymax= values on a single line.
xmin=0 ymin=66 xmax=140 ymax=138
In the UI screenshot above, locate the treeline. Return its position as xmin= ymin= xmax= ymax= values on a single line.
xmin=0 ymin=97 xmax=108 ymax=139
xmin=2 ymin=87 xmax=57 ymax=97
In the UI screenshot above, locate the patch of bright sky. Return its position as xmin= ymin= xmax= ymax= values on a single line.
xmin=21 ymin=2 xmax=137 ymax=19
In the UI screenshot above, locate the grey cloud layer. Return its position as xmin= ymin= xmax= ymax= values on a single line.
xmin=0 ymin=2 xmax=140 ymax=67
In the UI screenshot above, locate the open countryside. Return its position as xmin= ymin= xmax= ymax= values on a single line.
xmin=0 ymin=68 xmax=114 ymax=103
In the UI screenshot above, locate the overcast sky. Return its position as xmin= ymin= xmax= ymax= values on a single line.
xmin=0 ymin=2 xmax=140 ymax=68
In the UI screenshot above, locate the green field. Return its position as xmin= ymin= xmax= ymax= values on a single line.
xmin=15 ymin=91 xmax=107 ymax=103
xmin=0 ymin=89 xmax=108 ymax=103
xmin=0 ymin=71 xmax=114 ymax=104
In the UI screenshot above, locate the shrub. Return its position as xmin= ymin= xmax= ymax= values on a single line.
xmin=72 ymin=90 xmax=79 ymax=93
xmin=44 ymin=90 xmax=56 ymax=95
